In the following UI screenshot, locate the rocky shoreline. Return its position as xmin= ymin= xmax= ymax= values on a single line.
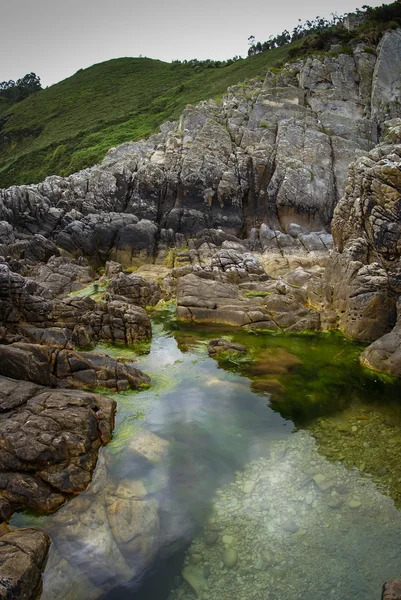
xmin=1 ymin=30 xmax=401 ymax=599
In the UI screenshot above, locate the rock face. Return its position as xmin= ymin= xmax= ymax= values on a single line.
xmin=0 ymin=34 xmax=400 ymax=264
xmin=0 ymin=376 xmax=116 ymax=519
xmin=0 ymin=528 xmax=50 ymax=600
xmin=360 ymin=299 xmax=401 ymax=377
xmin=326 ymin=119 xmax=401 ymax=349
xmin=0 ymin=263 xmax=152 ymax=347
xmin=107 ymin=272 xmax=162 ymax=307
xmin=176 ymin=271 xmax=321 ymax=331
xmin=0 ymin=343 xmax=150 ymax=391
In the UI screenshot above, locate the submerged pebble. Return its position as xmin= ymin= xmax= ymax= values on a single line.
xmin=222 ymin=548 xmax=238 ymax=569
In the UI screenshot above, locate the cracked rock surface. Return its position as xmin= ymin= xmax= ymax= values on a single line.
xmin=0 ymin=376 xmax=116 ymax=519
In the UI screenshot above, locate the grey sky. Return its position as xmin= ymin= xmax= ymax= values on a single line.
xmin=1 ymin=0 xmax=384 ymax=88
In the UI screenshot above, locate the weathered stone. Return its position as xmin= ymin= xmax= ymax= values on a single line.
xmin=0 ymin=375 xmax=116 ymax=517
xmin=0 ymin=343 xmax=150 ymax=391
xmin=383 ymin=580 xmax=401 ymax=600
xmin=0 ymin=528 xmax=50 ymax=600
xmin=207 ymin=338 xmax=247 ymax=356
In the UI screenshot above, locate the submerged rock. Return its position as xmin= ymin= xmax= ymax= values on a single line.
xmin=182 ymin=565 xmax=207 ymax=597
xmin=207 ymin=338 xmax=247 ymax=356
xmin=222 ymin=547 xmax=237 ymax=569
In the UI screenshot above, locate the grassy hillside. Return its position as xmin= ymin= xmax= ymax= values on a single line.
xmin=0 ymin=44 xmax=298 ymax=188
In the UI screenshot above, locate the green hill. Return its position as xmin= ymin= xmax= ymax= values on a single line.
xmin=1 ymin=0 xmax=400 ymax=188
xmin=0 ymin=45 xmax=299 ymax=188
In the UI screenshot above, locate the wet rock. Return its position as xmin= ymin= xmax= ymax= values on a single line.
xmin=107 ymin=272 xmax=162 ymax=308
xmin=313 ymin=473 xmax=334 ymax=493
xmin=0 ymin=528 xmax=50 ymax=600
xmin=261 ymin=548 xmax=274 ymax=566
xmin=182 ymin=566 xmax=207 ymax=597
xmin=177 ymin=273 xmax=320 ymax=331
xmin=204 ymin=531 xmax=218 ymax=547
xmin=222 ymin=547 xmax=237 ymax=568
xmin=383 ymin=580 xmax=401 ymax=600
xmin=281 ymin=519 xmax=299 ymax=534
xmin=0 ymin=343 xmax=150 ymax=391
xmin=128 ymin=430 xmax=169 ymax=462
xmin=0 ymin=375 xmax=116 ymax=517
xmin=207 ymin=338 xmax=247 ymax=356
xmin=221 ymin=535 xmax=235 ymax=546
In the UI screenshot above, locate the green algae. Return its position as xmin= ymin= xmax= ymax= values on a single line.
xmin=68 ymin=280 xmax=109 ymax=301
xmin=309 ymin=404 xmax=401 ymax=507
xmin=242 ymin=290 xmax=273 ymax=298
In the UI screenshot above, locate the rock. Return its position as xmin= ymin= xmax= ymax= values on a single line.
xmin=128 ymin=430 xmax=169 ymax=462
xmin=382 ymin=580 xmax=401 ymax=600
xmin=261 ymin=549 xmax=274 ymax=565
xmin=0 ymin=375 xmax=116 ymax=517
xmin=243 ymin=481 xmax=256 ymax=495
xmin=348 ymin=499 xmax=362 ymax=509
xmin=222 ymin=535 xmax=235 ymax=546
xmin=327 ymin=497 xmax=344 ymax=509
xmin=313 ymin=474 xmax=334 ymax=493
xmin=0 ymin=264 xmax=152 ymax=347
xmin=281 ymin=519 xmax=299 ymax=534
xmin=327 ymin=119 xmax=401 ymax=344
xmin=182 ymin=566 xmax=207 ymax=597
xmin=0 ymin=343 xmax=150 ymax=391
xmin=32 ymin=256 xmax=95 ymax=298
xmin=107 ymin=272 xmax=162 ymax=308
xmin=204 ymin=531 xmax=218 ymax=546
xmin=189 ymin=554 xmax=203 ymax=566
xmin=0 ymin=528 xmax=50 ymax=600
xmin=360 ymin=299 xmax=401 ymax=377
xmin=207 ymin=338 xmax=247 ymax=356
xmin=222 ymin=547 xmax=238 ymax=569
xmin=176 ymin=272 xmax=320 ymax=331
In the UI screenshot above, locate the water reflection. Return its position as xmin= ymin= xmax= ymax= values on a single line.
xmin=11 ymin=316 xmax=401 ymax=599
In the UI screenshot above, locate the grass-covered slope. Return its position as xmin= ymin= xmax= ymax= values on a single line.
xmin=0 ymin=44 xmax=298 ymax=188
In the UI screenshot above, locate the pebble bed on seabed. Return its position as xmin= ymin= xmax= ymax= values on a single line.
xmin=170 ymin=430 xmax=401 ymax=600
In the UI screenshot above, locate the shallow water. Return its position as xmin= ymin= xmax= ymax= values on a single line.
xmin=11 ymin=308 xmax=401 ymax=599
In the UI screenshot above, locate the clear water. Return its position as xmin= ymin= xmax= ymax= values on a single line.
xmin=11 ymin=308 xmax=401 ymax=600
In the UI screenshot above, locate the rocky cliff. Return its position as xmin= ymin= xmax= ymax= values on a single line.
xmin=1 ymin=30 xmax=401 ymax=267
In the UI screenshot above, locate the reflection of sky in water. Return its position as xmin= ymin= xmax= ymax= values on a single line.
xmin=11 ymin=325 xmax=401 ymax=600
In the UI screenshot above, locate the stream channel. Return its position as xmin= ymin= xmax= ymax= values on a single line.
xmin=12 ymin=305 xmax=401 ymax=599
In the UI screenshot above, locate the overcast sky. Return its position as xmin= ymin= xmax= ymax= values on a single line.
xmin=1 ymin=0 xmax=384 ymax=88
